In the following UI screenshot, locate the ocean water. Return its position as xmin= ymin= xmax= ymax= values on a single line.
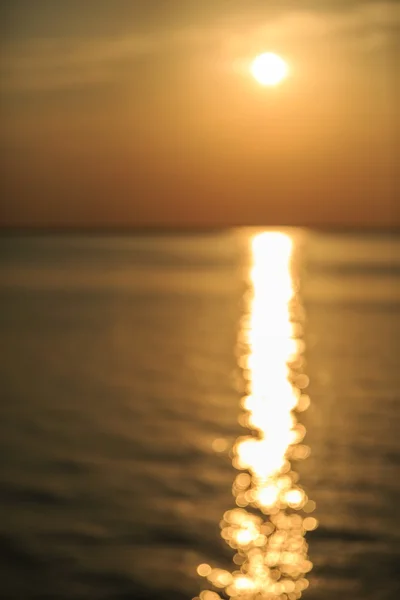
xmin=0 ymin=229 xmax=399 ymax=600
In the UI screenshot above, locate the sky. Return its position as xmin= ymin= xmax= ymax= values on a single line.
xmin=0 ymin=0 xmax=398 ymax=227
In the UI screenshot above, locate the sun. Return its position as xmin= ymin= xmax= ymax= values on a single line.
xmin=251 ymin=53 xmax=289 ymax=86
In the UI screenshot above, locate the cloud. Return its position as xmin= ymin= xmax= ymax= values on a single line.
xmin=0 ymin=25 xmax=225 ymax=93
xmin=220 ymin=1 xmax=400 ymax=55
xmin=1 ymin=1 xmax=398 ymax=93
xmin=0 ymin=36 xmax=156 ymax=92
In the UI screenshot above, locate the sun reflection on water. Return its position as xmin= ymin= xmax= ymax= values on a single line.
xmin=197 ymin=230 xmax=316 ymax=599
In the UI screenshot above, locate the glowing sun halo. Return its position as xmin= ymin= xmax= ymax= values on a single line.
xmin=251 ymin=53 xmax=288 ymax=86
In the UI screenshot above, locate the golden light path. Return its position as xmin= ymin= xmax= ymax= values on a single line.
xmin=197 ymin=231 xmax=316 ymax=600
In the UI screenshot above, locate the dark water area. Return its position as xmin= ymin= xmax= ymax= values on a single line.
xmin=0 ymin=229 xmax=399 ymax=600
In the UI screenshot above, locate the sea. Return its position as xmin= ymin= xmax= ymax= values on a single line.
xmin=0 ymin=229 xmax=399 ymax=600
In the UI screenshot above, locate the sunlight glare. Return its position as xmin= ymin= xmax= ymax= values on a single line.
xmin=251 ymin=53 xmax=289 ymax=86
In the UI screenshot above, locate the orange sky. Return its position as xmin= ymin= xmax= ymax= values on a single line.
xmin=1 ymin=1 xmax=398 ymax=227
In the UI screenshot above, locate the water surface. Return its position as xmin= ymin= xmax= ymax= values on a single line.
xmin=0 ymin=229 xmax=399 ymax=599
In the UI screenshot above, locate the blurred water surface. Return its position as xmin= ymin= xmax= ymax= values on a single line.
xmin=0 ymin=229 xmax=399 ymax=600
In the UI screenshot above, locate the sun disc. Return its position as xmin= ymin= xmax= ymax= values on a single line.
xmin=251 ymin=53 xmax=288 ymax=86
